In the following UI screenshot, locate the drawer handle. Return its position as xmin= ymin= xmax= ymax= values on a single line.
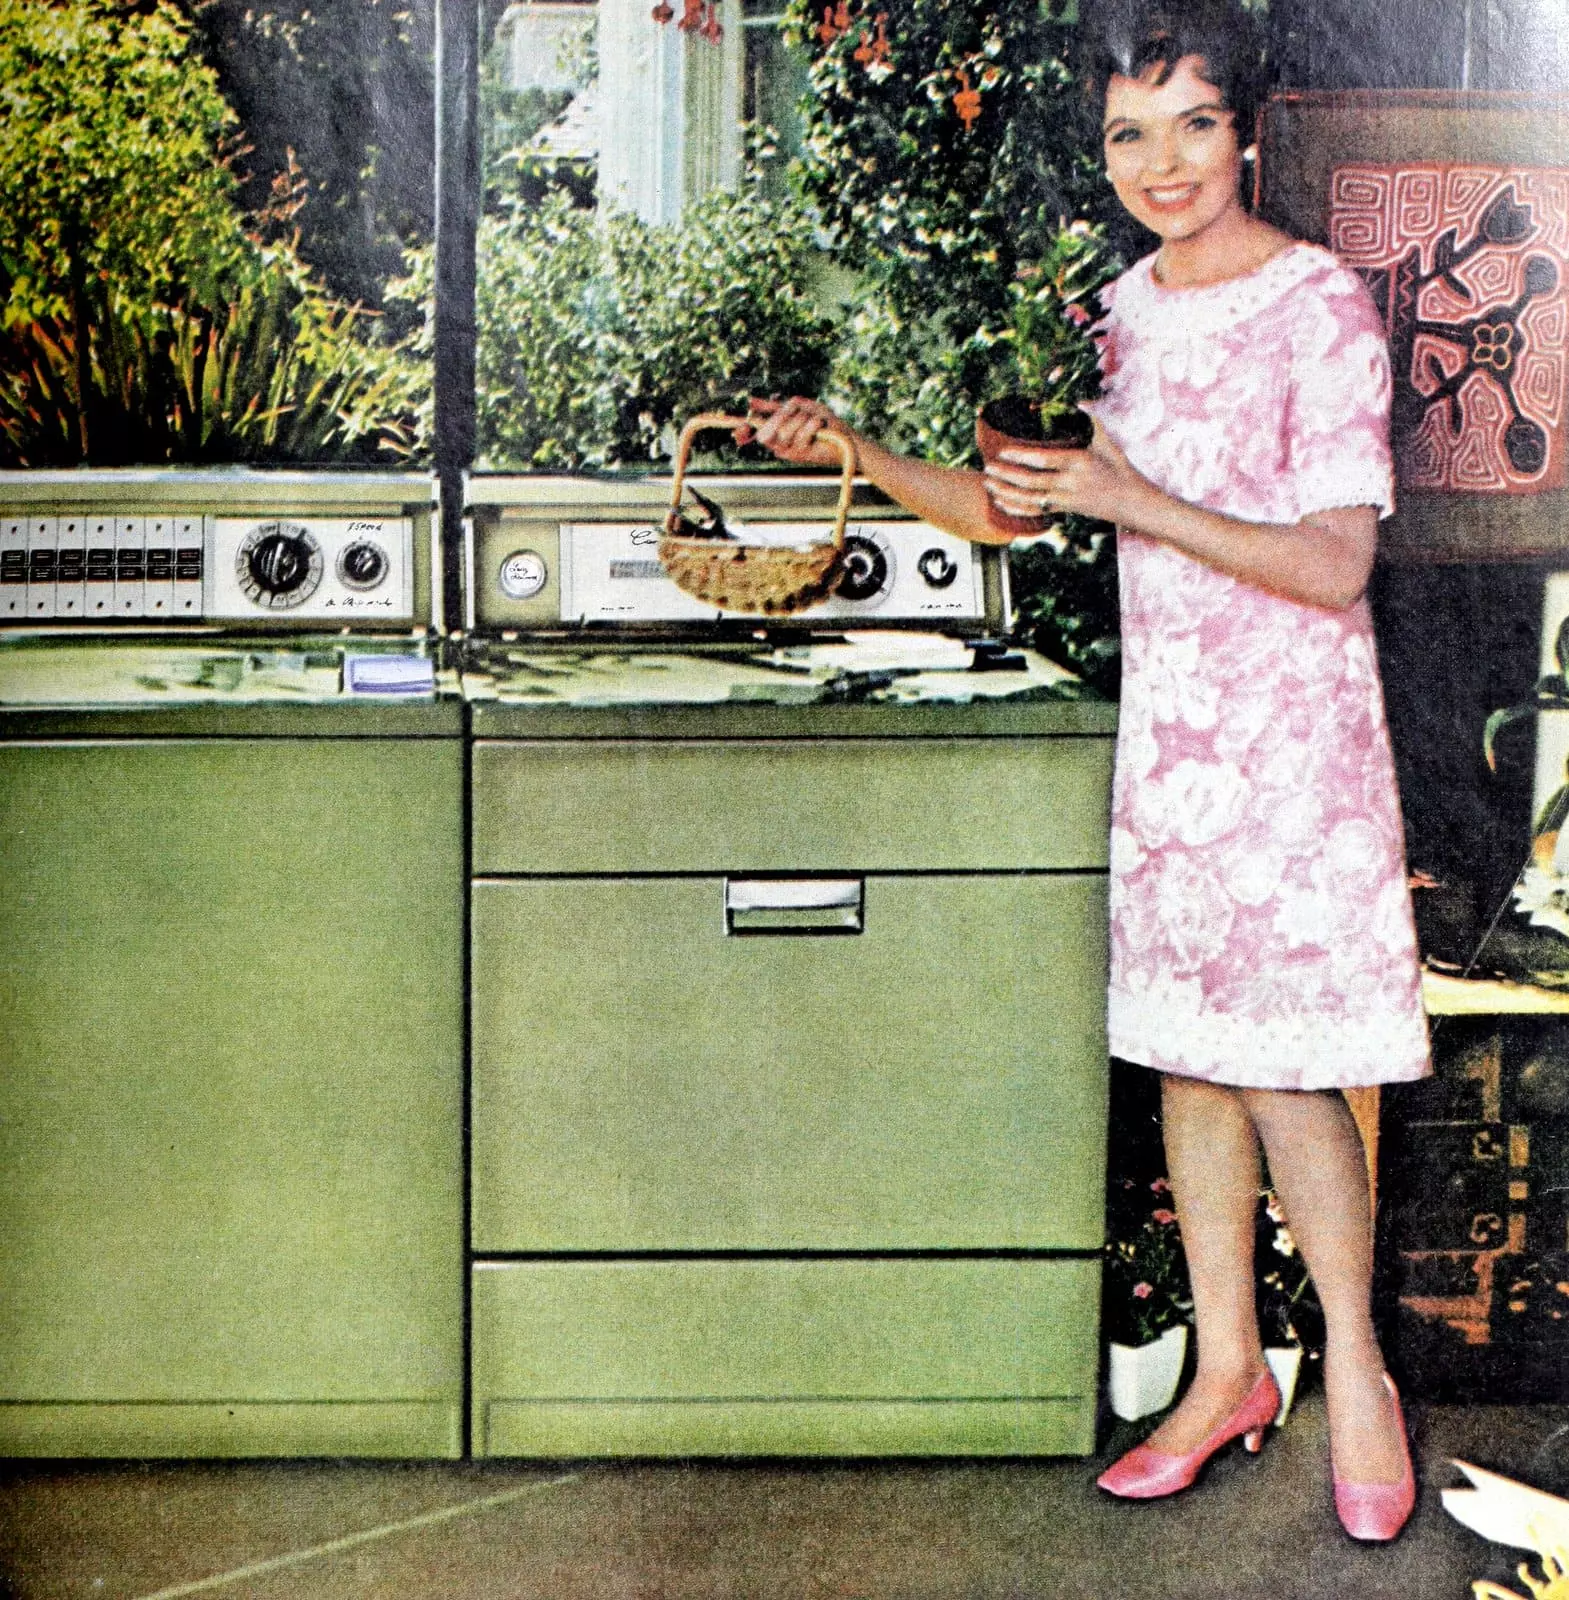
xmin=725 ymin=877 xmax=864 ymax=936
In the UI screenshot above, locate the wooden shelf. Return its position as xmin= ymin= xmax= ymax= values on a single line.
xmin=1421 ymin=969 xmax=1569 ymax=1016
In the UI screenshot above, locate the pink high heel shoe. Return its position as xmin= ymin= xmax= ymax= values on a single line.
xmin=1096 ymin=1367 xmax=1281 ymax=1499
xmin=1333 ymin=1374 xmax=1416 ymax=1542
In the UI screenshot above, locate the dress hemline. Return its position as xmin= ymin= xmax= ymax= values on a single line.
xmin=1109 ymin=1041 xmax=1434 ymax=1093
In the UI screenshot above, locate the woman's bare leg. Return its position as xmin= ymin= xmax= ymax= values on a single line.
xmin=1242 ymin=1086 xmax=1406 ymax=1485
xmin=1139 ymin=1074 xmax=1270 ymax=1453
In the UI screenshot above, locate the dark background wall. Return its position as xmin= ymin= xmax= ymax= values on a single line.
xmin=1262 ymin=0 xmax=1566 ymax=943
xmin=1272 ymin=0 xmax=1569 ymax=92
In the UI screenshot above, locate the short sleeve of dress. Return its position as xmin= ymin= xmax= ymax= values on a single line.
xmin=1286 ymin=265 xmax=1397 ymax=520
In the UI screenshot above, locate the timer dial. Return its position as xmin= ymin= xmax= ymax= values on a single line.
xmin=835 ymin=532 xmax=893 ymax=604
xmin=236 ymin=521 xmax=323 ymax=609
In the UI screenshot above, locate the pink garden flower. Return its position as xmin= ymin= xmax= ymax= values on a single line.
xmin=1152 ymin=1208 xmax=1177 ymax=1225
xmin=1132 ymin=1282 xmax=1154 ymax=1300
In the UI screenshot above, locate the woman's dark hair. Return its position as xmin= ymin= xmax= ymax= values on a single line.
xmin=1082 ymin=0 xmax=1272 ymax=145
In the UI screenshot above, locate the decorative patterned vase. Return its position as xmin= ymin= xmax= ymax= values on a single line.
xmin=1107 ymin=1323 xmax=1189 ymax=1422
xmin=975 ymin=396 xmax=1094 ymax=537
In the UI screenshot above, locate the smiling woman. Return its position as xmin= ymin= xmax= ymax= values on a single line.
xmin=1101 ymin=62 xmax=1257 ymax=264
xmin=749 ymin=0 xmax=1434 ymax=1546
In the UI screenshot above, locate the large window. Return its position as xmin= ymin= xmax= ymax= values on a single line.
xmin=3 ymin=0 xmax=1564 ymax=477
xmin=0 ymin=0 xmax=434 ymax=470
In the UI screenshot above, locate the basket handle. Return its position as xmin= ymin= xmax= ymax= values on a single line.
xmin=667 ymin=412 xmax=857 ymax=550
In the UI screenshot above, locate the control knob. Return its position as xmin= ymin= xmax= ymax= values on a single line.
xmin=917 ymin=547 xmax=959 ymax=589
xmin=835 ymin=532 xmax=891 ymax=603
xmin=237 ymin=521 xmax=323 ymax=608
xmin=337 ymin=539 xmax=390 ymax=591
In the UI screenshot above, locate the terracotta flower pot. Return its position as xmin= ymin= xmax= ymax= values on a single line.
xmin=976 ymin=395 xmax=1094 ymax=537
xmin=1107 ymin=1323 xmax=1189 ymax=1422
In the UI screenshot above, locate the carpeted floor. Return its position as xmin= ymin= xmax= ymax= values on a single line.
xmin=1 ymin=1392 xmax=1565 ymax=1600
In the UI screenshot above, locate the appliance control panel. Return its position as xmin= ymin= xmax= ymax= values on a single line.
xmin=553 ymin=521 xmax=985 ymax=624
xmin=2 ymin=512 xmax=414 ymax=625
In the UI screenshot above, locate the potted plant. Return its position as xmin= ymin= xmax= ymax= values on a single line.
xmin=1478 ymin=656 xmax=1569 ymax=984
xmin=975 ymin=223 xmax=1109 ymax=536
xmin=1256 ymin=1187 xmax=1322 ymax=1425
xmin=1103 ymin=1178 xmax=1192 ymax=1421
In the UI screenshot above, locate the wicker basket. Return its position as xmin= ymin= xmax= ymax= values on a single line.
xmin=658 ymin=412 xmax=856 ymax=615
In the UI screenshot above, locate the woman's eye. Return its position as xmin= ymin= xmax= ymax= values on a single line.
xmin=1186 ymin=115 xmax=1219 ymax=132
xmin=1106 ymin=126 xmax=1140 ymax=145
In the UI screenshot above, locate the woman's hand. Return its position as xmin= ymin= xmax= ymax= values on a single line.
xmin=984 ymin=417 xmax=1152 ymax=526
xmin=742 ymin=396 xmax=857 ymax=469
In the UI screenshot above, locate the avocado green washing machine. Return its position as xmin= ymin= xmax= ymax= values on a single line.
xmin=0 ymin=472 xmax=464 ymax=1458
xmin=460 ymin=474 xmax=1117 ymax=1457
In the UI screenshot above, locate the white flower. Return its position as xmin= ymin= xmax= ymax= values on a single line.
xmin=1216 ymin=826 xmax=1285 ymax=906
xmin=1143 ymin=631 xmax=1220 ymax=731
xmin=1513 ymin=865 xmax=1569 ymax=940
xmin=1154 ymin=855 xmax=1235 ymax=969
xmin=1115 ymin=697 xmax=1161 ymax=782
xmin=1370 ymin=875 xmax=1419 ymax=955
xmin=1272 ymin=878 xmax=1336 ymax=950
xmin=1129 ymin=770 xmax=1175 ymax=849
xmin=1115 ymin=965 xmax=1206 ymax=1026
xmin=1164 ymin=758 xmax=1250 ymax=848
xmin=1268 ymin=787 xmax=1325 ymax=853
xmin=1110 ymin=825 xmax=1147 ymax=876
xmin=1213 ymin=689 xmax=1276 ymax=764
xmin=1322 ymin=817 xmax=1389 ymax=897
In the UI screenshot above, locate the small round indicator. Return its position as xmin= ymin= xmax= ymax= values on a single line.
xmin=236 ymin=521 xmax=323 ymax=609
xmin=499 ymin=549 xmax=548 ymax=601
xmin=337 ymin=539 xmax=389 ymax=591
xmin=917 ymin=546 xmax=959 ymax=589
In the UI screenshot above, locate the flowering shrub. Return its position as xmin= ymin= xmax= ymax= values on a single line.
xmin=1103 ymin=1176 xmax=1191 ymax=1347
xmin=1256 ymin=1186 xmax=1324 ymax=1353
xmin=455 ymin=177 xmax=837 ymax=470
xmin=782 ymin=0 xmax=1106 ymax=317
xmin=1103 ymin=1179 xmax=1327 ymax=1355
xmin=780 ymin=0 xmax=1120 ymax=680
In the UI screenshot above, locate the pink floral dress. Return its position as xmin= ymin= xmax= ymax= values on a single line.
xmin=1091 ymin=242 xmax=1431 ymax=1090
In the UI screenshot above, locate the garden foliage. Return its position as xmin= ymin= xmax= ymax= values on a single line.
xmin=779 ymin=0 xmax=1122 ymax=687
xmin=180 ymin=0 xmax=435 ymax=310
xmin=783 ymin=0 xmax=1113 ymax=454
xmin=463 ymin=180 xmax=837 ymax=470
xmin=0 ymin=0 xmax=422 ymax=466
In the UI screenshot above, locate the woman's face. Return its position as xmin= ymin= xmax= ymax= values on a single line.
xmin=1102 ymin=54 xmax=1249 ymax=246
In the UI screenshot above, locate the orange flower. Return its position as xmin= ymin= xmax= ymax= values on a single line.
xmin=678 ymin=0 xmax=704 ymax=31
xmin=953 ymin=67 xmax=982 ymax=131
xmin=853 ymin=11 xmax=891 ymax=70
xmin=651 ymin=1 xmax=674 ymax=20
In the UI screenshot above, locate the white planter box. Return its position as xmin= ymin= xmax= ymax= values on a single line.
xmin=1107 ymin=1324 xmax=1188 ymax=1422
xmin=1264 ymin=1344 xmax=1304 ymax=1424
